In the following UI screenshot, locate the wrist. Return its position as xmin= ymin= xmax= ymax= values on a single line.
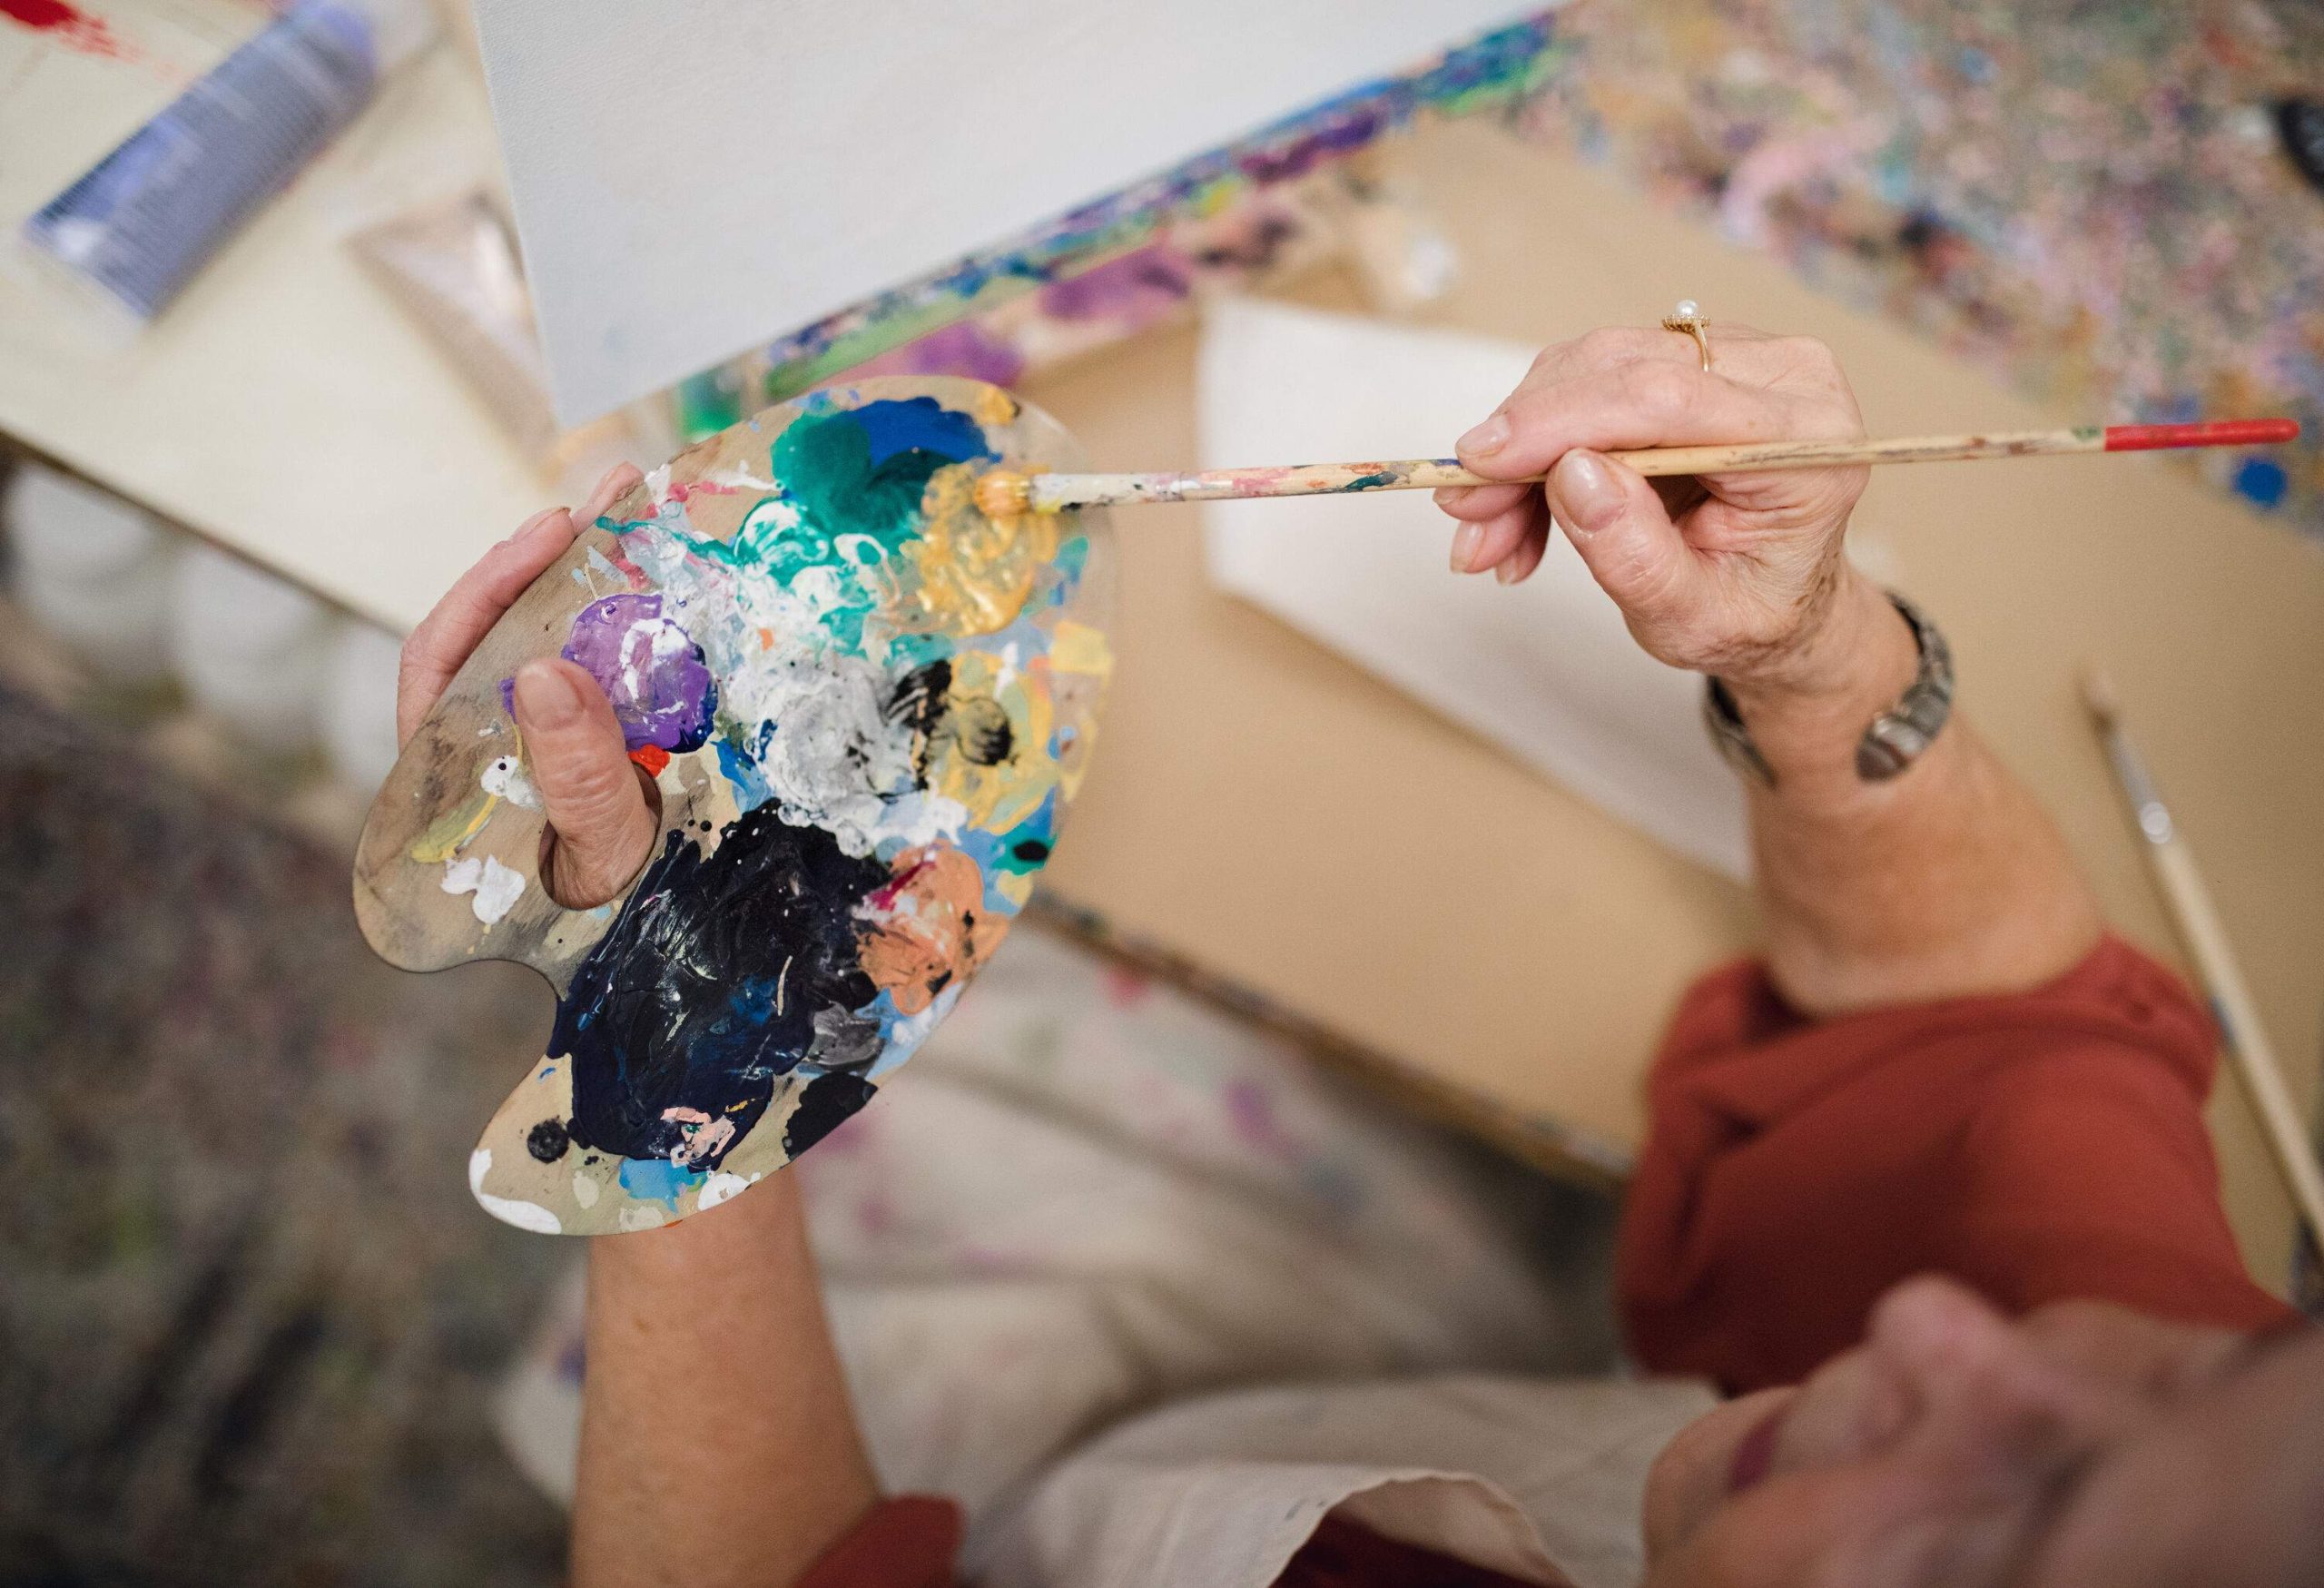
xmin=1718 ymin=576 xmax=1925 ymax=788
xmin=1736 ymin=571 xmax=1905 ymax=703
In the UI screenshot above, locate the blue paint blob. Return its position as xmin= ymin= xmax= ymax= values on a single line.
xmin=851 ymin=394 xmax=996 ymax=468
xmin=618 ymin=1156 xmax=706 ymax=1208
xmin=2232 ymin=457 xmax=2289 ymax=508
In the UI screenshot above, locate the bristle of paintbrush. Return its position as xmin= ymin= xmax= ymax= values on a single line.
xmin=2077 ymin=666 xmax=2121 ymax=730
xmin=974 ymin=469 xmax=1036 ymax=518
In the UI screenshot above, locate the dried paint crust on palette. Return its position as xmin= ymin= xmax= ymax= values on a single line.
xmin=353 ymin=378 xmax=1114 ymax=1235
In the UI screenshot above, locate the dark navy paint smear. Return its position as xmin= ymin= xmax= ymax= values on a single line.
xmin=552 ymin=807 xmax=887 ymax=1171
xmin=785 ymin=1071 xmax=875 ymax=1157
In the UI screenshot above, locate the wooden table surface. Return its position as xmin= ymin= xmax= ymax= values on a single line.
xmin=6 ymin=15 xmax=2320 ymax=1289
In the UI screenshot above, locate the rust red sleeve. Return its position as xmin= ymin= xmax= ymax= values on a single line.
xmin=1272 ymin=1514 xmax=1551 ymax=1587
xmin=795 ymin=1495 xmax=962 ymax=1588
xmin=1617 ymin=935 xmax=2292 ymax=1394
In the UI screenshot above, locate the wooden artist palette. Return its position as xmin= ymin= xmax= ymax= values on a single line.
xmin=354 ymin=378 xmax=1114 ymax=1235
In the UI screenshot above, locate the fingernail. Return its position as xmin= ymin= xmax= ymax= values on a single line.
xmin=514 ymin=660 xmax=584 ymax=727
xmin=1456 ymin=413 xmax=1509 ymax=458
xmin=1495 ymin=557 xmax=1521 ymax=586
xmin=1551 ymin=450 xmax=1622 ymax=533
xmin=584 ymin=466 xmax=632 ymax=518
xmin=1449 ymin=520 xmax=1483 ymax=573
xmin=504 ymin=507 xmax=562 ymax=546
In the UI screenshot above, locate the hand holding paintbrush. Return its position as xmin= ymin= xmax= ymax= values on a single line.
xmin=975 ymin=316 xmax=2293 ymax=604
xmin=973 ymin=419 xmax=2297 ymax=517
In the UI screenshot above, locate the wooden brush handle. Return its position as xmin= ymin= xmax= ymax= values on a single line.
xmin=1019 ymin=419 xmax=2298 ymax=511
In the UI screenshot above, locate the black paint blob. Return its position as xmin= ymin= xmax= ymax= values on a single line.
xmin=950 ymin=695 xmax=1014 ymax=765
xmin=890 ymin=659 xmax=953 ymax=776
xmin=2279 ymin=98 xmax=2324 ymax=197
xmin=550 ymin=807 xmax=888 ymax=1171
xmin=526 ymin=1119 xmax=570 ymax=1162
xmin=784 ymin=1071 xmax=875 ymax=1157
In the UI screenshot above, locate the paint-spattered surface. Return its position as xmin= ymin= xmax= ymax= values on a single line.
xmin=355 ymin=378 xmax=1114 ymax=1235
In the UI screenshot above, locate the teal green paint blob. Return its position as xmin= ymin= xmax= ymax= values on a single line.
xmin=772 ymin=397 xmax=998 ymax=553
xmin=690 ymin=398 xmax=1003 ymax=649
xmin=1343 ymin=470 xmax=1400 ymax=491
xmin=886 ymin=631 xmax=956 ymax=671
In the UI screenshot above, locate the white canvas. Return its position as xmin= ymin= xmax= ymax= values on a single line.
xmin=1198 ymin=297 xmax=1750 ymax=879
xmin=469 ymin=0 xmax=1540 ymax=422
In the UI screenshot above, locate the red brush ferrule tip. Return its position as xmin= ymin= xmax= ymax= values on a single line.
xmin=2103 ymin=419 xmax=2301 ymax=451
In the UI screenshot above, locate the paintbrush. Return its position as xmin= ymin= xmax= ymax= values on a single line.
xmin=2080 ymin=667 xmax=2324 ymax=1242
xmin=972 ymin=418 xmax=2299 ymax=516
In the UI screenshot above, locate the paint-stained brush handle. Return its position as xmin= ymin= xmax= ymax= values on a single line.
xmin=973 ymin=419 xmax=2299 ymax=515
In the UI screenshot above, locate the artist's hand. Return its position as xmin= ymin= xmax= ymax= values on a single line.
xmin=396 ymin=465 xmax=658 ymax=908
xmin=1436 ymin=323 xmax=1870 ymax=691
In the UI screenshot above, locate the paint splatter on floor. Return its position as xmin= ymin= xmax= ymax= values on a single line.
xmin=0 ymin=685 xmax=565 ymax=1585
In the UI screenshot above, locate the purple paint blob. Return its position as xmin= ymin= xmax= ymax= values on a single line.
xmin=1037 ymin=245 xmax=1191 ymax=321
xmin=851 ymin=319 xmax=1026 ymax=386
xmin=561 ymin=593 xmax=716 ymax=752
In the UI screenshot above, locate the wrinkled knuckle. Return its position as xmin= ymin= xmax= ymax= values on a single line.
xmin=1602 ymin=539 xmax=1675 ymax=611
xmin=1783 ymin=333 xmax=1838 ymax=371
xmin=554 ymin=757 xmax=635 ymax=819
xmin=1622 ymin=360 xmax=1693 ymax=421
xmin=1574 ymin=326 xmax=1635 ymax=365
xmin=398 ymin=628 xmax=432 ymax=676
xmin=1497 ymin=389 xmax=1552 ymax=442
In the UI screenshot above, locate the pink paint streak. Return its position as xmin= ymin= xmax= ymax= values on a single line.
xmin=1223 ymin=1080 xmax=1296 ymax=1156
xmin=1 ymin=0 xmax=130 ymax=58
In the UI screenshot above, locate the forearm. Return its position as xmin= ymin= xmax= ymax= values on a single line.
xmin=573 ymin=1174 xmax=878 ymax=1588
xmin=1730 ymin=573 xmax=2102 ymax=1014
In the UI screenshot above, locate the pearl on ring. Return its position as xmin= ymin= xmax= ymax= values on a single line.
xmin=1659 ymin=301 xmax=1712 ymax=370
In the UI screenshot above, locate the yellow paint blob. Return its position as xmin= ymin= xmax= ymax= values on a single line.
xmin=928 ymin=650 xmax=1056 ymax=833
xmin=886 ymin=465 xmax=1059 ymax=638
xmin=409 ymin=787 xmax=498 ymax=863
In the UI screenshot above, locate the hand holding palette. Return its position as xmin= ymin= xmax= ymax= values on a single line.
xmin=354 ymin=378 xmax=1114 ymax=1235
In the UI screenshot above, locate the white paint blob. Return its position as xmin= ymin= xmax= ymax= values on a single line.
xmin=442 ymin=853 xmax=527 ymax=925
xmin=481 ymin=755 xmax=540 ymax=808
xmin=699 ymin=1171 xmax=753 ymax=1210
xmin=468 ymin=1149 xmax=564 ymax=1233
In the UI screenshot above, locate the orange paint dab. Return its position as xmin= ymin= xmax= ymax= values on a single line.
xmin=629 ymin=745 xmax=671 ymax=774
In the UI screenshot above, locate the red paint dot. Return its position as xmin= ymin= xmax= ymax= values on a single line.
xmin=2 ymin=0 xmax=129 ymax=57
xmin=628 ymin=745 xmax=671 ymax=775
